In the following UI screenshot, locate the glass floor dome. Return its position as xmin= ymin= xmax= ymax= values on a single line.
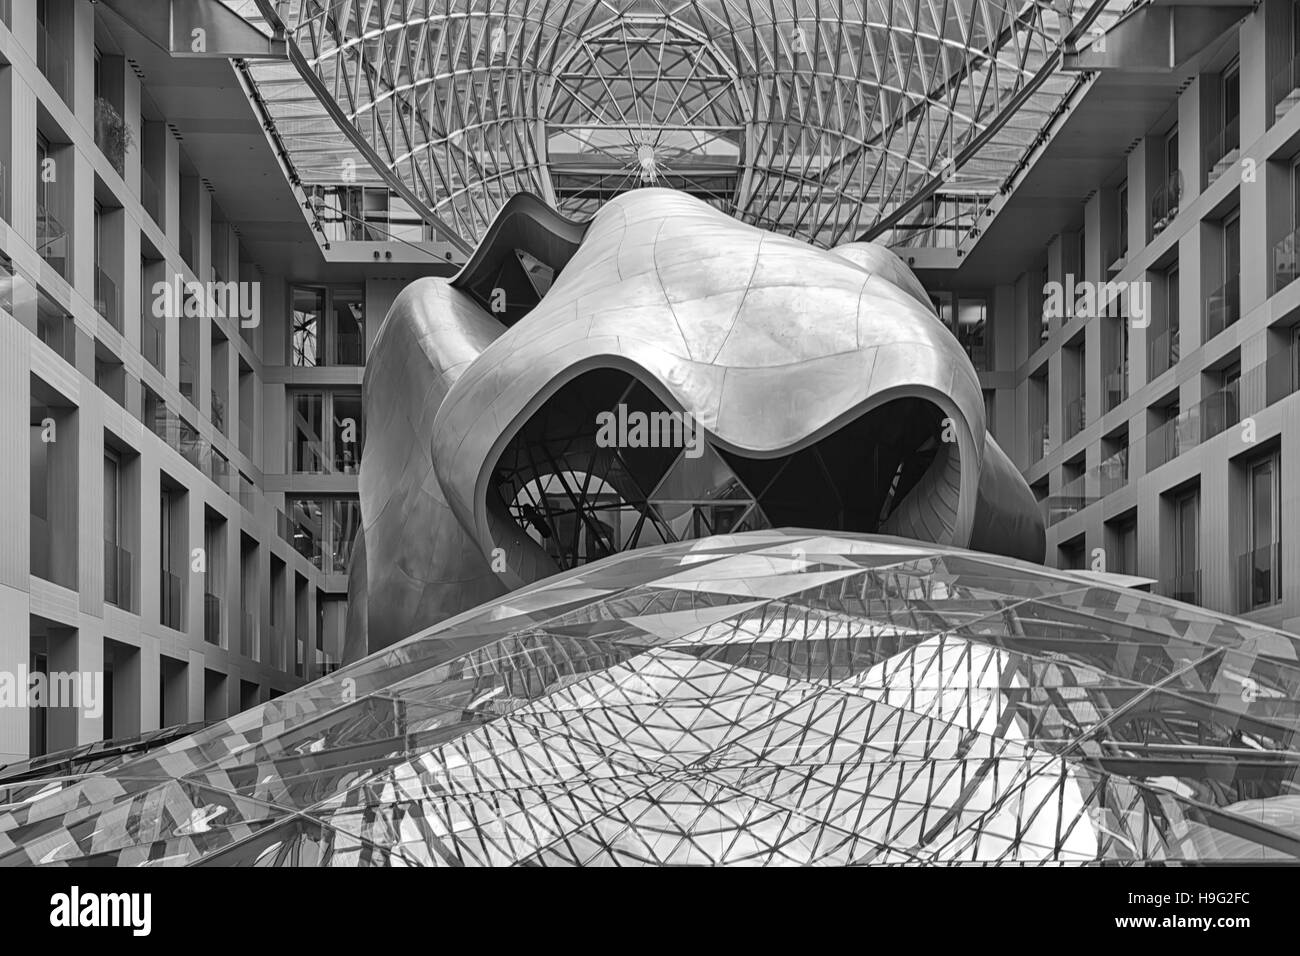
xmin=2 ymin=529 xmax=1298 ymax=865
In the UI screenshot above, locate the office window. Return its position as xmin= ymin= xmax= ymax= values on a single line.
xmin=1113 ymin=515 xmax=1137 ymax=575
xmin=290 ymin=286 xmax=365 ymax=366
xmin=288 ymin=389 xmax=363 ymax=473
xmin=290 ymin=392 xmax=325 ymax=473
xmin=956 ymin=297 xmax=988 ymax=369
xmin=103 ymin=449 xmax=130 ymax=609
xmin=290 ymin=287 xmax=322 ymax=366
xmin=1117 ymin=181 xmax=1128 ymax=260
xmin=1242 ymin=451 xmax=1282 ymax=610
xmin=1172 ymin=489 xmax=1199 ymax=604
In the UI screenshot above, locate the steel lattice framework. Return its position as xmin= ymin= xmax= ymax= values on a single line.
xmin=233 ymin=0 xmax=1126 ymax=250
xmin=3 ymin=532 xmax=1299 ymax=865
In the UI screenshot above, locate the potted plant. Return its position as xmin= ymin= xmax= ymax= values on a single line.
xmin=94 ymin=96 xmax=134 ymax=176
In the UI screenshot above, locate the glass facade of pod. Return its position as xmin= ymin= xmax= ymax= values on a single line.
xmin=2 ymin=531 xmax=1299 ymax=865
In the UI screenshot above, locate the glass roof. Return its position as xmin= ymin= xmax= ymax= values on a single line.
xmin=3 ymin=531 xmax=1300 ymax=865
xmin=225 ymin=0 xmax=1131 ymax=253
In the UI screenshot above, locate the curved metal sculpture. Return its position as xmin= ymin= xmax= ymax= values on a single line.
xmin=348 ymin=189 xmax=1044 ymax=660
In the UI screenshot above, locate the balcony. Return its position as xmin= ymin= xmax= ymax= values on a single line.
xmin=239 ymin=417 xmax=254 ymax=457
xmin=35 ymin=21 xmax=69 ymax=104
xmin=1238 ymin=348 xmax=1300 ymax=417
xmin=1146 ymin=413 xmax=1195 ymax=471
xmin=94 ymin=265 xmax=121 ymax=331
xmin=204 ymin=592 xmax=221 ymax=646
xmin=1203 ymin=275 xmax=1240 ymax=344
xmin=1204 ymin=117 xmax=1240 ymax=188
xmin=0 ymin=255 xmax=72 ymax=361
xmin=1043 ymin=448 xmax=1128 ymax=526
xmin=1146 ymin=383 xmax=1241 ymax=470
xmin=1274 ymin=226 xmax=1300 ymax=295
xmin=1147 ymin=327 xmax=1179 ymax=381
xmin=1150 ymin=171 xmax=1183 ymax=236
xmin=1165 ymin=568 xmax=1201 ymax=605
xmin=1237 ymin=543 xmax=1282 ymax=613
xmin=227 ymin=470 xmax=257 ymax=513
xmin=1200 ymin=380 xmax=1240 ymax=442
xmin=1273 ymin=54 xmax=1300 ymax=124
xmin=36 ymin=203 xmax=68 ymax=278
xmin=160 ymin=569 xmax=184 ymax=630
xmin=103 ymin=541 xmax=133 ymax=611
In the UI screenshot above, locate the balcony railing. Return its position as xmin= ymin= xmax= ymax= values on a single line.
xmin=0 ymin=254 xmax=73 ymax=361
xmin=94 ymin=265 xmax=121 ymax=331
xmin=204 ymin=592 xmax=221 ymax=646
xmin=36 ymin=203 xmax=68 ymax=278
xmin=1204 ymin=117 xmax=1241 ymax=188
xmin=239 ymin=418 xmax=254 ymax=457
xmin=1165 ymin=568 xmax=1201 ymax=605
xmin=160 ymin=569 xmax=185 ymax=630
xmin=1203 ymin=275 xmax=1240 ymax=344
xmin=228 ymin=470 xmax=257 ymax=512
xmin=1146 ymin=413 xmax=1195 ymax=471
xmin=1146 ymin=382 xmax=1242 ymax=470
xmin=1043 ymin=448 xmax=1128 ymax=526
xmin=1238 ymin=347 xmax=1300 ymax=417
xmin=0 ymin=158 xmax=8 ymax=223
xmin=1272 ymin=53 xmax=1300 ymax=124
xmin=1200 ymin=380 xmax=1240 ymax=442
xmin=1274 ymin=226 xmax=1300 ymax=295
xmin=1150 ymin=171 xmax=1183 ymax=236
xmin=1147 ymin=327 xmax=1179 ymax=381
xmin=103 ymin=541 xmax=133 ymax=611
xmin=36 ymin=21 xmax=69 ymax=104
xmin=1237 ymin=543 xmax=1282 ymax=613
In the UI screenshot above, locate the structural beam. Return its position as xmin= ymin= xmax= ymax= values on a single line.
xmin=101 ymin=0 xmax=287 ymax=59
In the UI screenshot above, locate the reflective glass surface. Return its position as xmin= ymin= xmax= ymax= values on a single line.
xmin=3 ymin=531 xmax=1299 ymax=865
